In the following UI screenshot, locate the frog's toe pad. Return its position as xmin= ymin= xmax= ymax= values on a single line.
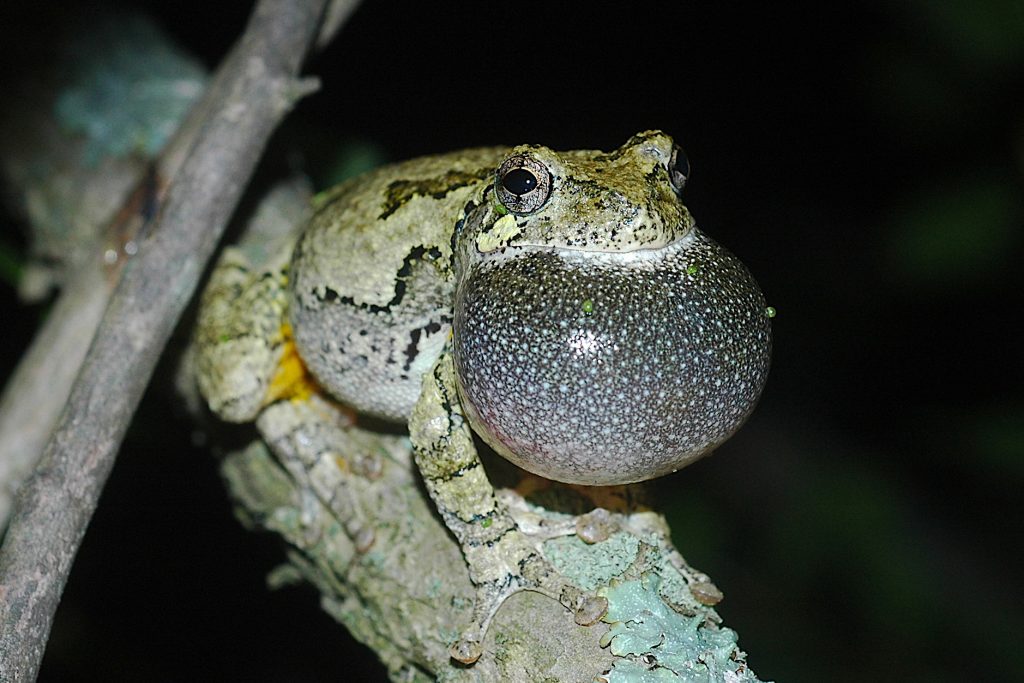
xmin=449 ymin=637 xmax=483 ymax=665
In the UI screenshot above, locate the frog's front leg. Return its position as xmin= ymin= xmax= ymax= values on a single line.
xmin=409 ymin=350 xmax=607 ymax=664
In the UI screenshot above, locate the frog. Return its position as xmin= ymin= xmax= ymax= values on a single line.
xmin=194 ymin=130 xmax=772 ymax=665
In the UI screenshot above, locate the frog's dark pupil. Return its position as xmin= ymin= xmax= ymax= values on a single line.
xmin=502 ymin=168 xmax=538 ymax=196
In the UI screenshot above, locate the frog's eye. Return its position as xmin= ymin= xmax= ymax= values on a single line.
xmin=668 ymin=145 xmax=690 ymax=195
xmin=495 ymin=155 xmax=552 ymax=214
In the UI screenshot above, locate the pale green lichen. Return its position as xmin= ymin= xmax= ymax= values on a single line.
xmin=599 ymin=575 xmax=764 ymax=683
xmin=55 ymin=13 xmax=207 ymax=164
xmin=543 ymin=532 xmax=640 ymax=591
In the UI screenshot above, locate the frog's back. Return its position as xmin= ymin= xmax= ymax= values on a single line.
xmin=288 ymin=147 xmax=507 ymax=421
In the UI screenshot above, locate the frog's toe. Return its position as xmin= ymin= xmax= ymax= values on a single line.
xmin=448 ymin=579 xmax=517 ymax=665
xmin=574 ymin=594 xmax=609 ymax=625
xmin=449 ymin=545 xmax=606 ymax=665
xmin=448 ymin=579 xmax=607 ymax=665
xmin=255 ymin=397 xmax=384 ymax=553
xmin=349 ymin=449 xmax=384 ymax=480
xmin=345 ymin=520 xmax=376 ymax=553
xmin=449 ymin=635 xmax=484 ymax=665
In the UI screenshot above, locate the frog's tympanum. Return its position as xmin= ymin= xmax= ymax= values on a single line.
xmin=196 ymin=131 xmax=771 ymax=664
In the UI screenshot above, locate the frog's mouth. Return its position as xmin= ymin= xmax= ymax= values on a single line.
xmin=473 ymin=227 xmax=700 ymax=270
xmin=451 ymin=228 xmax=771 ymax=486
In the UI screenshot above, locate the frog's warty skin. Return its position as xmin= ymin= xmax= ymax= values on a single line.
xmin=452 ymin=230 xmax=771 ymax=485
xmin=289 ymin=239 xmax=455 ymax=421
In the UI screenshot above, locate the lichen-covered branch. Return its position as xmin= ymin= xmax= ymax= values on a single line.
xmin=0 ymin=2 xmax=330 ymax=679
xmin=215 ymin=413 xmax=764 ymax=682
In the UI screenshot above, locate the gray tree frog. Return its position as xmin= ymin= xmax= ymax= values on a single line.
xmin=195 ymin=130 xmax=771 ymax=664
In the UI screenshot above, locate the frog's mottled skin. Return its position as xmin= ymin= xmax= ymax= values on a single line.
xmin=195 ymin=131 xmax=772 ymax=664
xmin=289 ymin=147 xmax=506 ymax=421
xmin=286 ymin=130 xmax=770 ymax=485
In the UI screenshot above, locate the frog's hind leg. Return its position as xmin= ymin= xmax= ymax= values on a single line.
xmin=194 ymin=232 xmax=383 ymax=558
xmin=409 ymin=350 xmax=608 ymax=664
xmin=256 ymin=394 xmax=379 ymax=553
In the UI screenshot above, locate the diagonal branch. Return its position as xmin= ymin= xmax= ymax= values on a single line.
xmin=0 ymin=1 xmax=335 ymax=679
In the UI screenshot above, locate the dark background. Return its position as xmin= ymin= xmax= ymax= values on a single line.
xmin=2 ymin=1 xmax=1023 ymax=681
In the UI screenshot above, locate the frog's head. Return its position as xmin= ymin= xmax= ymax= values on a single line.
xmin=460 ymin=130 xmax=694 ymax=259
xmin=452 ymin=132 xmax=771 ymax=486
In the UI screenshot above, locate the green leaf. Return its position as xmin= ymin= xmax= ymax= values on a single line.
xmin=885 ymin=176 xmax=1021 ymax=290
xmin=0 ymin=238 xmax=24 ymax=289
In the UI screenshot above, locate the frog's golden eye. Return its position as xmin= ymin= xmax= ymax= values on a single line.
xmin=668 ymin=145 xmax=690 ymax=195
xmin=495 ymin=154 xmax=552 ymax=214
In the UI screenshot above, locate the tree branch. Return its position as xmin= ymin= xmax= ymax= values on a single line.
xmin=0 ymin=2 xmax=331 ymax=679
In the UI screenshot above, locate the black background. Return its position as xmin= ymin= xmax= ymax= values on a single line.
xmin=2 ymin=1 xmax=1023 ymax=681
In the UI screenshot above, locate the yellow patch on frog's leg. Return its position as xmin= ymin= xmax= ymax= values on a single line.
xmin=195 ymin=245 xmax=297 ymax=423
xmin=264 ymin=323 xmax=320 ymax=405
xmin=263 ymin=323 xmax=374 ymax=477
xmin=409 ymin=350 xmax=607 ymax=665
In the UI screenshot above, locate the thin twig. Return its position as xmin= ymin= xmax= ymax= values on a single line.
xmin=0 ymin=262 xmax=110 ymax=527
xmin=316 ymin=0 xmax=362 ymax=49
xmin=0 ymin=1 xmax=331 ymax=679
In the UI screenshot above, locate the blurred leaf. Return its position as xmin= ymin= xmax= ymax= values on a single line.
xmin=769 ymin=466 xmax=942 ymax=653
xmin=968 ymin=405 xmax=1024 ymax=475
xmin=663 ymin=489 xmax=726 ymax=562
xmin=910 ymin=0 xmax=1024 ymax=71
xmin=861 ymin=45 xmax=968 ymax=135
xmin=885 ymin=175 xmax=1022 ymax=289
xmin=0 ymin=237 xmax=23 ymax=288
xmin=55 ymin=13 xmax=207 ymax=165
xmin=320 ymin=140 xmax=386 ymax=187
xmin=864 ymin=1 xmax=1024 ymax=137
